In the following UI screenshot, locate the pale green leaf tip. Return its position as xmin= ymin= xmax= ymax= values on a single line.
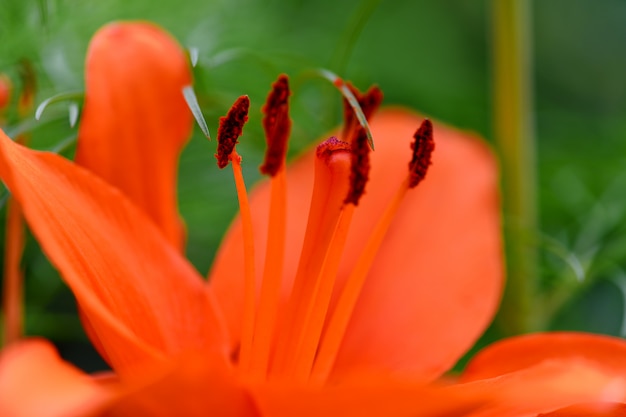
xmin=182 ymin=85 xmax=211 ymax=140
xmin=35 ymin=91 xmax=83 ymax=121
xmin=188 ymin=47 xmax=199 ymax=67
xmin=35 ymin=97 xmax=52 ymax=120
xmin=68 ymin=102 xmax=79 ymax=128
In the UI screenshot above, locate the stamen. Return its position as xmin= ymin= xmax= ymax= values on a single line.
xmin=249 ymin=75 xmax=291 ymax=377
xmin=270 ymin=138 xmax=351 ymax=377
xmin=311 ymin=121 xmax=435 ymax=383
xmin=259 ymin=75 xmax=291 ymax=176
xmin=408 ymin=119 xmax=435 ymax=188
xmin=215 ymin=97 xmax=255 ymax=371
xmin=344 ymin=128 xmax=371 ymax=206
xmin=342 ymin=82 xmax=383 ymax=142
xmin=215 ymin=95 xmax=250 ymax=169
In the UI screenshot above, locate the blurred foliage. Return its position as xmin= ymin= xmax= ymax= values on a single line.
xmin=1 ymin=0 xmax=626 ymax=372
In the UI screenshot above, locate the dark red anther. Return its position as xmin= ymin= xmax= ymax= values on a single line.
xmin=215 ymin=95 xmax=250 ymax=169
xmin=344 ymin=126 xmax=371 ymax=206
xmin=260 ymin=74 xmax=291 ymax=176
xmin=342 ymin=82 xmax=383 ymax=141
xmin=408 ymin=119 xmax=435 ymax=188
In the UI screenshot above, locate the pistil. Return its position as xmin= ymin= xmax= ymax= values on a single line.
xmin=271 ymin=138 xmax=352 ymax=378
xmin=290 ymin=125 xmax=372 ymax=382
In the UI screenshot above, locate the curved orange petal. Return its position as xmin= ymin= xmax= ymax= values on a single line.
xmin=249 ymin=378 xmax=489 ymax=417
xmin=107 ymin=352 xmax=256 ymax=417
xmin=76 ymin=21 xmax=192 ymax=251
xmin=462 ymin=332 xmax=626 ymax=382
xmin=537 ymin=403 xmax=626 ymax=417
xmin=209 ymin=108 xmax=502 ymax=380
xmin=0 ymin=130 xmax=228 ymax=372
xmin=460 ymin=358 xmax=626 ymax=417
xmin=0 ymin=339 xmax=113 ymax=417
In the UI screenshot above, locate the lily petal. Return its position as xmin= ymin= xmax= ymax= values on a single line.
xmin=107 ymin=352 xmax=257 ymax=417
xmin=210 ymin=108 xmax=502 ymax=380
xmin=461 ymin=359 xmax=626 ymax=417
xmin=0 ymin=130 xmax=228 ymax=372
xmin=76 ymin=21 xmax=192 ymax=251
xmin=0 ymin=340 xmax=255 ymax=417
xmin=462 ymin=332 xmax=626 ymax=381
xmin=461 ymin=333 xmax=626 ymax=417
xmin=0 ymin=339 xmax=113 ymax=417
xmin=249 ymin=378 xmax=489 ymax=417
xmin=537 ymin=403 xmax=626 ymax=417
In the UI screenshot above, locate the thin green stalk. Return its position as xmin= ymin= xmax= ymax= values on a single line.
xmin=492 ymin=0 xmax=538 ymax=334
xmin=329 ymin=0 xmax=382 ymax=75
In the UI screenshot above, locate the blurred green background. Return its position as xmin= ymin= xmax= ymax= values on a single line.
xmin=1 ymin=0 xmax=626 ymax=372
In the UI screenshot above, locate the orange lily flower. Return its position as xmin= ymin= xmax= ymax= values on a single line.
xmin=0 ymin=103 xmax=501 ymax=417
xmin=1 ymin=20 xmax=622 ymax=417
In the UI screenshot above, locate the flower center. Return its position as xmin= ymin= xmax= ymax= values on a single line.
xmin=213 ymin=75 xmax=434 ymax=386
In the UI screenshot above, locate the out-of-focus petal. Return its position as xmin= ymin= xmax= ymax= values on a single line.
xmin=462 ymin=358 xmax=626 ymax=417
xmin=107 ymin=352 xmax=257 ymax=417
xmin=0 ymin=339 xmax=113 ymax=417
xmin=0 ymin=130 xmax=228 ymax=372
xmin=249 ymin=377 xmax=489 ymax=417
xmin=209 ymin=108 xmax=502 ymax=381
xmin=76 ymin=21 xmax=192 ymax=251
xmin=462 ymin=332 xmax=626 ymax=381
xmin=537 ymin=403 xmax=626 ymax=417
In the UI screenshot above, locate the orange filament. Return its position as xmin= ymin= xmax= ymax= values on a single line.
xmin=249 ymin=166 xmax=287 ymax=378
xmin=311 ymin=177 xmax=411 ymax=384
xmin=230 ymin=151 xmax=257 ymax=372
xmin=2 ymin=197 xmax=24 ymax=346
xmin=270 ymin=139 xmax=351 ymax=377
xmin=290 ymin=203 xmax=355 ymax=382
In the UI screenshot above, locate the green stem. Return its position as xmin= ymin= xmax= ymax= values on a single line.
xmin=492 ymin=0 xmax=538 ymax=334
xmin=329 ymin=0 xmax=382 ymax=75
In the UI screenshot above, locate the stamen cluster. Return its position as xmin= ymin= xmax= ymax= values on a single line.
xmin=208 ymin=73 xmax=435 ymax=385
